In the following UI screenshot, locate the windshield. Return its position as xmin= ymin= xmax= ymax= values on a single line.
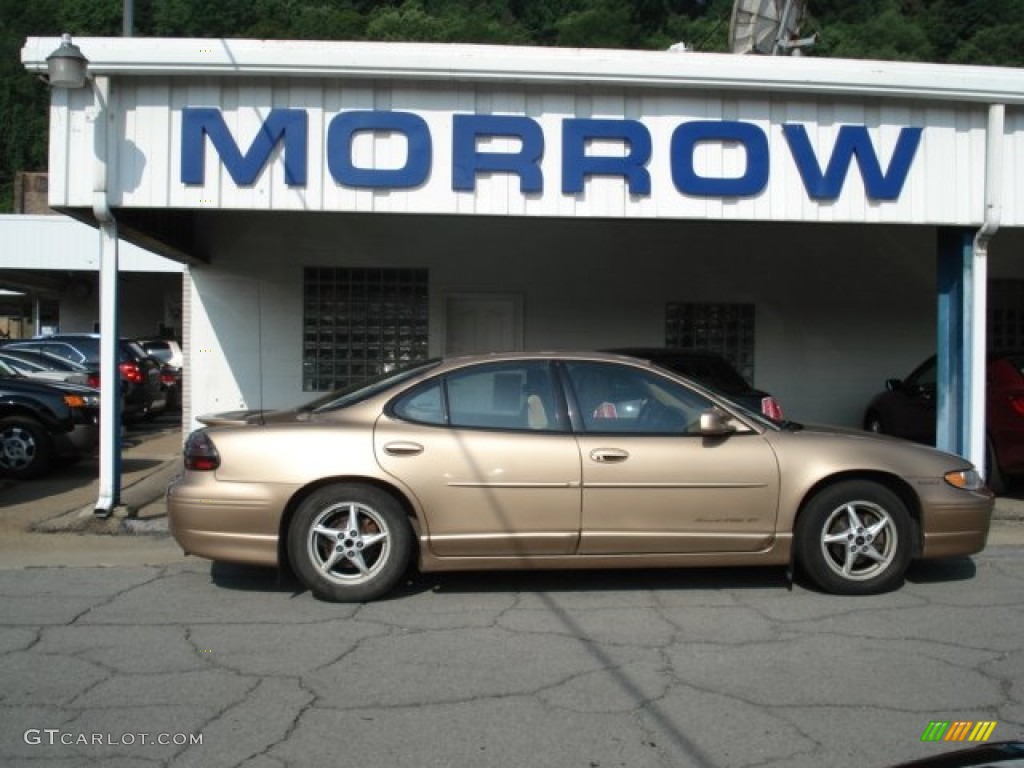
xmin=309 ymin=359 xmax=442 ymax=413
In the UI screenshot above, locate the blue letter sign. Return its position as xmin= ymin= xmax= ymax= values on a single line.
xmin=670 ymin=121 xmax=770 ymax=198
xmin=782 ymin=124 xmax=923 ymax=201
xmin=327 ymin=111 xmax=432 ymax=189
xmin=452 ymin=115 xmax=545 ymax=193
xmin=179 ymin=107 xmax=923 ymax=206
xmin=181 ymin=108 xmax=308 ymax=186
xmin=562 ymin=119 xmax=652 ymax=195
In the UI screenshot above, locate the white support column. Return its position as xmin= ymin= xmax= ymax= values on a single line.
xmin=91 ymin=74 xmax=124 ymax=516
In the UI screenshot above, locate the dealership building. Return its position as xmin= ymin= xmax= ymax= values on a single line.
xmin=19 ymin=36 xmax=1024 ymax=484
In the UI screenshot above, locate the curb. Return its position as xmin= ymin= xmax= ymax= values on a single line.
xmin=32 ymin=458 xmax=180 ymax=536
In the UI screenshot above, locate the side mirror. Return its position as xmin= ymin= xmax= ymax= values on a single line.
xmin=699 ymin=408 xmax=736 ymax=436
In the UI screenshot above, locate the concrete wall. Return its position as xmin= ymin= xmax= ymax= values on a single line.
xmin=56 ymin=272 xmax=183 ymax=339
xmin=184 ymin=212 xmax=987 ymax=430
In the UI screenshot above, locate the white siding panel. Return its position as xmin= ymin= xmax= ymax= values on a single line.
xmin=0 ymin=215 xmax=183 ymax=272
xmin=51 ymin=76 xmax=1014 ymax=226
xmin=47 ymin=92 xmax=71 ymax=208
xmin=1004 ymin=110 xmax=1024 ymax=227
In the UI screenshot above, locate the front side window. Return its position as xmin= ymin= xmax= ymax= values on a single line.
xmin=565 ymin=361 xmax=715 ymax=434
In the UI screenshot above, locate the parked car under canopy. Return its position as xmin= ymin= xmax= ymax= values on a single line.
xmin=169 ymin=351 xmax=992 ymax=602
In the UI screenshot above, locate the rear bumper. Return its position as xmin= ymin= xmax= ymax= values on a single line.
xmin=166 ymin=473 xmax=289 ymax=566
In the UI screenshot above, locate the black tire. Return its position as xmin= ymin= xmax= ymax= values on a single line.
xmin=795 ymin=480 xmax=913 ymax=595
xmin=0 ymin=417 xmax=54 ymax=480
xmin=287 ymin=484 xmax=413 ymax=602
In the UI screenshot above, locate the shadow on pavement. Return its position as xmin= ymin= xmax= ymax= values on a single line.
xmin=206 ymin=561 xmax=795 ymax=602
xmin=904 ymin=556 xmax=978 ymax=584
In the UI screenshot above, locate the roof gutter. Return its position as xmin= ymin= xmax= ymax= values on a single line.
xmin=21 ymin=37 xmax=1024 ymax=105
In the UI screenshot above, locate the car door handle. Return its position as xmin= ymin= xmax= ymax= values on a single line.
xmin=590 ymin=448 xmax=629 ymax=463
xmin=383 ymin=441 xmax=424 ymax=457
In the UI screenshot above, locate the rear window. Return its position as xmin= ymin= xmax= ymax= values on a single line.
xmin=143 ymin=341 xmax=172 ymax=361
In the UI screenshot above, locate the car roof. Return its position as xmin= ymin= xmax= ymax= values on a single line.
xmin=438 ymin=350 xmax=660 ymax=368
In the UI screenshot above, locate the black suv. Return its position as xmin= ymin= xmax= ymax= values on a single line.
xmin=3 ymin=335 xmax=165 ymax=421
xmin=0 ymin=358 xmax=100 ymax=478
xmin=606 ymin=347 xmax=784 ymax=419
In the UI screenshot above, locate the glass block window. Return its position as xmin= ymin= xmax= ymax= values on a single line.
xmin=665 ymin=302 xmax=756 ymax=381
xmin=303 ymin=267 xmax=429 ymax=391
xmin=989 ymin=280 xmax=1024 ymax=351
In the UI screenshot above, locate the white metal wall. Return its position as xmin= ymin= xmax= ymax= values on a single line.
xmin=46 ymin=77 xmax=1021 ymax=226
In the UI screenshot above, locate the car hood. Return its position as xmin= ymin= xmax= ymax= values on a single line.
xmin=0 ymin=375 xmax=98 ymax=398
xmin=764 ymin=420 xmax=979 ymax=479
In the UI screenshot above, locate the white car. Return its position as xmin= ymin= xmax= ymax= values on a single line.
xmin=138 ymin=338 xmax=183 ymax=368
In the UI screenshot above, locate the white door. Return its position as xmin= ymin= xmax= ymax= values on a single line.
xmin=444 ymin=293 xmax=523 ymax=355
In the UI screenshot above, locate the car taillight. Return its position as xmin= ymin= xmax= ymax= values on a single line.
xmin=1009 ymin=395 xmax=1024 ymax=417
xmin=87 ymin=374 xmax=101 ymax=388
xmin=161 ymin=370 xmax=176 ymax=385
xmin=184 ymin=430 xmax=220 ymax=471
xmin=761 ymin=397 xmax=784 ymax=420
xmin=118 ymin=361 xmax=144 ymax=384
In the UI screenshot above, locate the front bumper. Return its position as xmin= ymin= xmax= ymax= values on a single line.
xmin=917 ymin=481 xmax=994 ymax=558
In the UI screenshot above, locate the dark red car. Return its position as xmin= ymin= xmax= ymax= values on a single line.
xmin=864 ymin=353 xmax=1024 ymax=492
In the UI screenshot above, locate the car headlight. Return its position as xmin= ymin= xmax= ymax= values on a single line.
xmin=944 ymin=468 xmax=986 ymax=491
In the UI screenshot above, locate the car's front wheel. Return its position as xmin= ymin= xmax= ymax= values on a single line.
xmin=287 ymin=484 xmax=413 ymax=602
xmin=795 ymin=480 xmax=913 ymax=595
xmin=0 ymin=416 xmax=54 ymax=480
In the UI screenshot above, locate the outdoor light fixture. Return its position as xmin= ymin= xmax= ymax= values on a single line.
xmin=45 ymin=33 xmax=89 ymax=89
xmin=40 ymin=32 xmax=123 ymax=515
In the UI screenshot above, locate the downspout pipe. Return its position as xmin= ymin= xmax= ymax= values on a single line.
xmin=91 ymin=74 xmax=124 ymax=516
xmin=969 ymin=103 xmax=1004 ymax=476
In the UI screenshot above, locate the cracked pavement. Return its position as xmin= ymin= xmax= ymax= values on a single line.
xmin=1 ymin=550 xmax=1022 ymax=768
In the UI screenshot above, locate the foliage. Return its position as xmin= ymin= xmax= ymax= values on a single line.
xmin=2 ymin=0 xmax=1022 ymax=210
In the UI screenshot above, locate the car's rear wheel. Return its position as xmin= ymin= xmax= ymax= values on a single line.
xmin=287 ymin=484 xmax=412 ymax=602
xmin=795 ymin=480 xmax=913 ymax=595
xmin=0 ymin=417 xmax=54 ymax=479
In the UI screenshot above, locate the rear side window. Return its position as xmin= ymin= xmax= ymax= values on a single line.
xmin=393 ymin=381 xmax=445 ymax=425
xmin=392 ymin=362 xmax=564 ymax=432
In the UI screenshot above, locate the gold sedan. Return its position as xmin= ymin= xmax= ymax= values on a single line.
xmin=168 ymin=352 xmax=993 ymax=602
